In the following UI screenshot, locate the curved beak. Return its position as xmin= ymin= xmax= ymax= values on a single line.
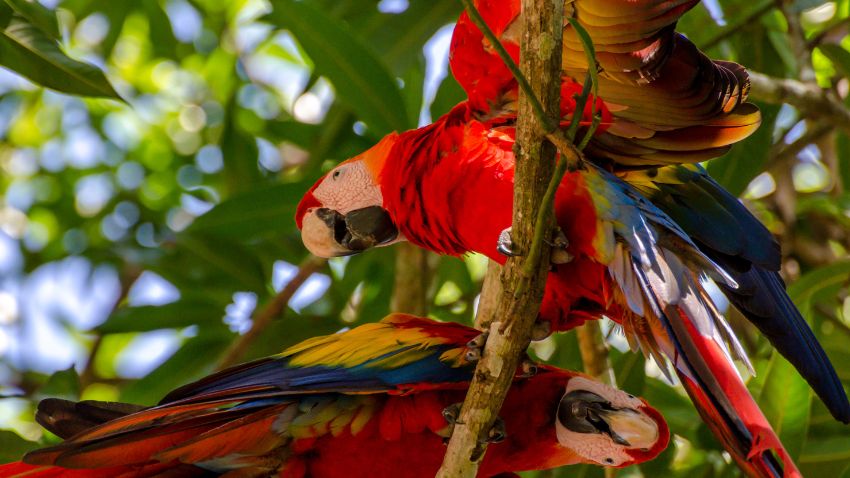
xmin=300 ymin=206 xmax=399 ymax=258
xmin=557 ymin=390 xmax=659 ymax=450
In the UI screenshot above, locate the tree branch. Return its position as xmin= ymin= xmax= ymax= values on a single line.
xmin=748 ymin=71 xmax=850 ymax=131
xmin=215 ymin=255 xmax=326 ymax=370
xmin=391 ymin=243 xmax=436 ymax=316
xmin=436 ymin=0 xmax=572 ymax=475
xmin=576 ymin=321 xmax=615 ymax=386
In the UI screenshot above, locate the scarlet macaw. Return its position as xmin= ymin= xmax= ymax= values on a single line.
xmin=450 ymin=0 xmax=850 ymax=430
xmin=0 ymin=315 xmax=668 ymax=478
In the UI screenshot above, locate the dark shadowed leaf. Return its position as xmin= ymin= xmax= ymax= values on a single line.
xmin=38 ymin=367 xmax=80 ymax=401
xmin=98 ymin=299 xmax=228 ymax=334
xmin=819 ymin=44 xmax=850 ymax=79
xmin=0 ymin=431 xmax=39 ymax=462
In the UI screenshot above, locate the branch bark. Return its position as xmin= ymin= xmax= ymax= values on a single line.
xmin=576 ymin=321 xmax=615 ymax=386
xmin=436 ymin=0 xmax=565 ymax=476
xmin=391 ymin=243 xmax=437 ymax=316
xmin=215 ymin=255 xmax=326 ymax=370
xmin=748 ymin=71 xmax=850 ymax=130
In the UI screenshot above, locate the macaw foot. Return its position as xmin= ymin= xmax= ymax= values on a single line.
xmin=440 ymin=404 xmax=507 ymax=448
xmin=531 ymin=319 xmax=552 ymax=341
xmin=483 ymin=417 xmax=507 ymax=444
xmin=496 ymin=227 xmax=519 ymax=257
xmin=547 ymin=228 xmax=573 ymax=265
xmin=496 ymin=227 xmax=572 ymax=265
xmin=442 ymin=402 xmax=464 ymax=427
xmin=464 ymin=332 xmax=489 ymax=362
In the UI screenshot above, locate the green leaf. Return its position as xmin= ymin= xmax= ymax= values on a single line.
xmin=0 ymin=430 xmax=39 ymax=462
xmin=787 ymin=260 xmax=850 ymax=307
xmin=757 ymin=351 xmax=812 ymax=459
xmin=3 ymin=0 xmax=60 ymax=39
xmin=98 ymin=299 xmax=227 ymax=334
xmin=818 ymin=44 xmax=850 ymax=80
xmin=836 ymin=133 xmax=850 ymax=192
xmin=266 ymin=0 xmax=408 ymax=135
xmin=0 ymin=17 xmax=121 ymax=99
xmin=189 ymin=180 xmax=315 ymax=238
xmin=175 ymin=234 xmax=269 ymax=294
xmin=39 ymin=366 xmax=81 ymax=401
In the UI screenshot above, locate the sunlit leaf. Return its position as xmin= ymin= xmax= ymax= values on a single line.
xmin=3 ymin=0 xmax=60 ymax=39
xmin=0 ymin=17 xmax=121 ymax=98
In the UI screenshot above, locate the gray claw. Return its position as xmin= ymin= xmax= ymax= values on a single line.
xmin=442 ymin=403 xmax=463 ymax=426
xmin=497 ymin=228 xmax=520 ymax=257
xmin=467 ymin=332 xmax=488 ymax=349
xmin=482 ymin=417 xmax=507 ymax=444
xmin=465 ymin=332 xmax=489 ymax=362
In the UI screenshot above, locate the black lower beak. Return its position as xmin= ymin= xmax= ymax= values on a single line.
xmin=316 ymin=206 xmax=398 ymax=252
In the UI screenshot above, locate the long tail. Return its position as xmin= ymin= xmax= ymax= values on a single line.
xmin=596 ymin=169 xmax=803 ymax=477
xmin=662 ymin=304 xmax=802 ymax=478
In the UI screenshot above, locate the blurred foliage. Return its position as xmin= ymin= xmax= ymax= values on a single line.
xmin=0 ymin=0 xmax=848 ymax=476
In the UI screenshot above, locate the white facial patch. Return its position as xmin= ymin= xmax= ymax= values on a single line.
xmin=313 ymin=161 xmax=383 ymax=214
xmin=555 ymin=377 xmax=658 ymax=467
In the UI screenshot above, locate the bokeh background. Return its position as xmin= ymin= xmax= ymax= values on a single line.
xmin=1 ymin=0 xmax=849 ymax=476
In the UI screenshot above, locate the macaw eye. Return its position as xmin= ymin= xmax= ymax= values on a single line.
xmin=332 ymin=169 xmax=342 ymax=180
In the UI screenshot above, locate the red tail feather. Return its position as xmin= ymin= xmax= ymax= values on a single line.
xmin=676 ymin=309 xmax=801 ymax=478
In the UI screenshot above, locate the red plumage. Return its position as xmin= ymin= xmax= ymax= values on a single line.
xmin=0 ymin=316 xmax=668 ymax=478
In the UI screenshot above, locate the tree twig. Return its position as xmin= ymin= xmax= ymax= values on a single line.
xmin=215 ymin=255 xmax=326 ymax=370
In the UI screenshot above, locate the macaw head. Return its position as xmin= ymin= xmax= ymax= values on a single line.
xmin=557 ymin=376 xmax=669 ymax=467
xmin=296 ymin=133 xmax=403 ymax=257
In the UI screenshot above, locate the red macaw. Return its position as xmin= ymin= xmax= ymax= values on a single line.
xmin=450 ymin=0 xmax=850 ymax=429
xmin=0 ymin=315 xmax=668 ymax=478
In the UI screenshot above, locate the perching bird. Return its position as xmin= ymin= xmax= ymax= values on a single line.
xmin=452 ymin=0 xmax=850 ymax=429
xmin=0 ymin=315 xmax=668 ymax=478
xmin=295 ymin=3 xmax=848 ymax=475
xmin=449 ymin=0 xmax=850 ymax=429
